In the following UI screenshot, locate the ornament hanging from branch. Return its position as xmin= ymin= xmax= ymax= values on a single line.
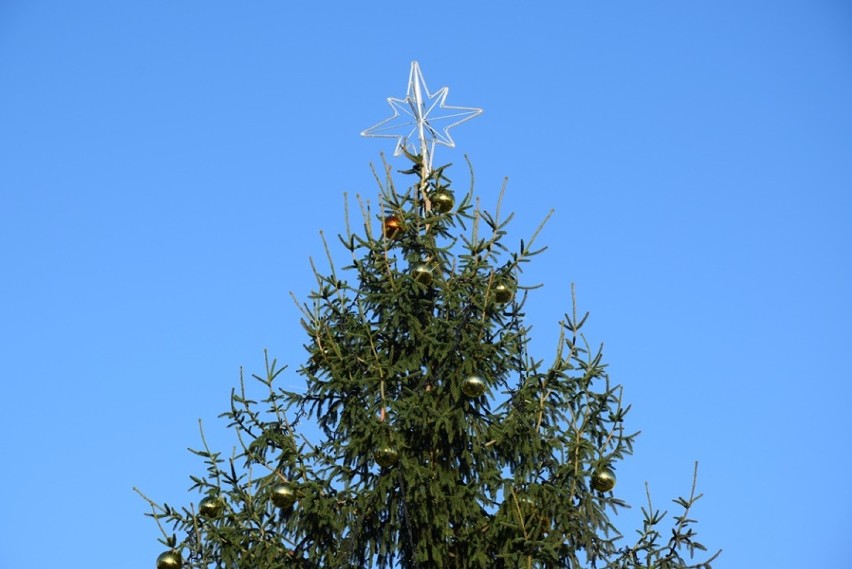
xmin=361 ymin=61 xmax=482 ymax=176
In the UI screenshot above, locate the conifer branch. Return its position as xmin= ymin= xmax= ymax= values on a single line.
xmin=132 ymin=487 xmax=173 ymax=540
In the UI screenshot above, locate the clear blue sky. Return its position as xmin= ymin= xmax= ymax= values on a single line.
xmin=1 ymin=1 xmax=850 ymax=567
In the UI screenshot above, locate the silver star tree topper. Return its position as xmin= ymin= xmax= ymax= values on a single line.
xmin=361 ymin=61 xmax=482 ymax=175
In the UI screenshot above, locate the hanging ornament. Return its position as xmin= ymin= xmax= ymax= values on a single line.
xmin=271 ymin=483 xmax=297 ymax=509
xmin=411 ymin=263 xmax=434 ymax=286
xmin=430 ymin=189 xmax=455 ymax=214
xmin=383 ymin=215 xmax=404 ymax=239
xmin=591 ymin=467 xmax=616 ymax=492
xmin=374 ymin=446 xmax=399 ymax=467
xmin=493 ymin=281 xmax=515 ymax=304
xmin=198 ymin=495 xmax=224 ymax=518
xmin=461 ymin=375 xmax=487 ymax=398
xmin=156 ymin=551 xmax=183 ymax=569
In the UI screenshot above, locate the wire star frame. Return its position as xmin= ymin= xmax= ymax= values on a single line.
xmin=361 ymin=61 xmax=482 ymax=175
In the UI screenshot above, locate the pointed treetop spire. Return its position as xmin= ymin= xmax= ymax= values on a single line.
xmin=361 ymin=61 xmax=482 ymax=174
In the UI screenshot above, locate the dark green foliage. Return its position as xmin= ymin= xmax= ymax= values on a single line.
xmin=136 ymin=152 xmax=719 ymax=568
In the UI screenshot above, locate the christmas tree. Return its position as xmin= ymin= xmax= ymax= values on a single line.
xmin=136 ymin=62 xmax=719 ymax=569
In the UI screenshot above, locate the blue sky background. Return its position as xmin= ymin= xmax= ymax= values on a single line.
xmin=1 ymin=1 xmax=850 ymax=567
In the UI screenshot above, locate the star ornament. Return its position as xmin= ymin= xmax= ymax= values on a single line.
xmin=361 ymin=61 xmax=482 ymax=168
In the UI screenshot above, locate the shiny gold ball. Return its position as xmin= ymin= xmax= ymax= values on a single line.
xmin=374 ymin=446 xmax=399 ymax=468
xmin=493 ymin=282 xmax=515 ymax=304
xmin=383 ymin=215 xmax=403 ymax=239
xmin=156 ymin=551 xmax=182 ymax=569
xmin=591 ymin=467 xmax=616 ymax=492
xmin=430 ymin=189 xmax=455 ymax=214
xmin=270 ymin=483 xmax=297 ymax=509
xmin=412 ymin=264 xmax=434 ymax=286
xmin=198 ymin=496 xmax=223 ymax=518
xmin=461 ymin=375 xmax=487 ymax=398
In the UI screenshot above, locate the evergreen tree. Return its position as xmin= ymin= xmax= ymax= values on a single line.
xmin=137 ymin=66 xmax=719 ymax=569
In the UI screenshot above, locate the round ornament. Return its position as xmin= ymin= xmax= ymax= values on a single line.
xmin=270 ymin=483 xmax=297 ymax=509
xmin=430 ymin=189 xmax=455 ymax=214
xmin=591 ymin=467 xmax=616 ymax=492
xmin=374 ymin=446 xmax=399 ymax=468
xmin=383 ymin=215 xmax=403 ymax=239
xmin=461 ymin=375 xmax=487 ymax=398
xmin=156 ymin=551 xmax=182 ymax=569
xmin=412 ymin=264 xmax=434 ymax=286
xmin=493 ymin=282 xmax=515 ymax=304
xmin=198 ymin=496 xmax=223 ymax=518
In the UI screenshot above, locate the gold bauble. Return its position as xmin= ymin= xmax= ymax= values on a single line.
xmin=493 ymin=282 xmax=515 ymax=304
xmin=374 ymin=446 xmax=399 ymax=468
xmin=430 ymin=189 xmax=455 ymax=214
xmin=412 ymin=264 xmax=434 ymax=286
xmin=461 ymin=375 xmax=487 ymax=398
xmin=270 ymin=483 xmax=297 ymax=509
xmin=198 ymin=496 xmax=223 ymax=518
xmin=591 ymin=467 xmax=616 ymax=492
xmin=383 ymin=215 xmax=403 ymax=239
xmin=156 ymin=551 xmax=182 ymax=569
